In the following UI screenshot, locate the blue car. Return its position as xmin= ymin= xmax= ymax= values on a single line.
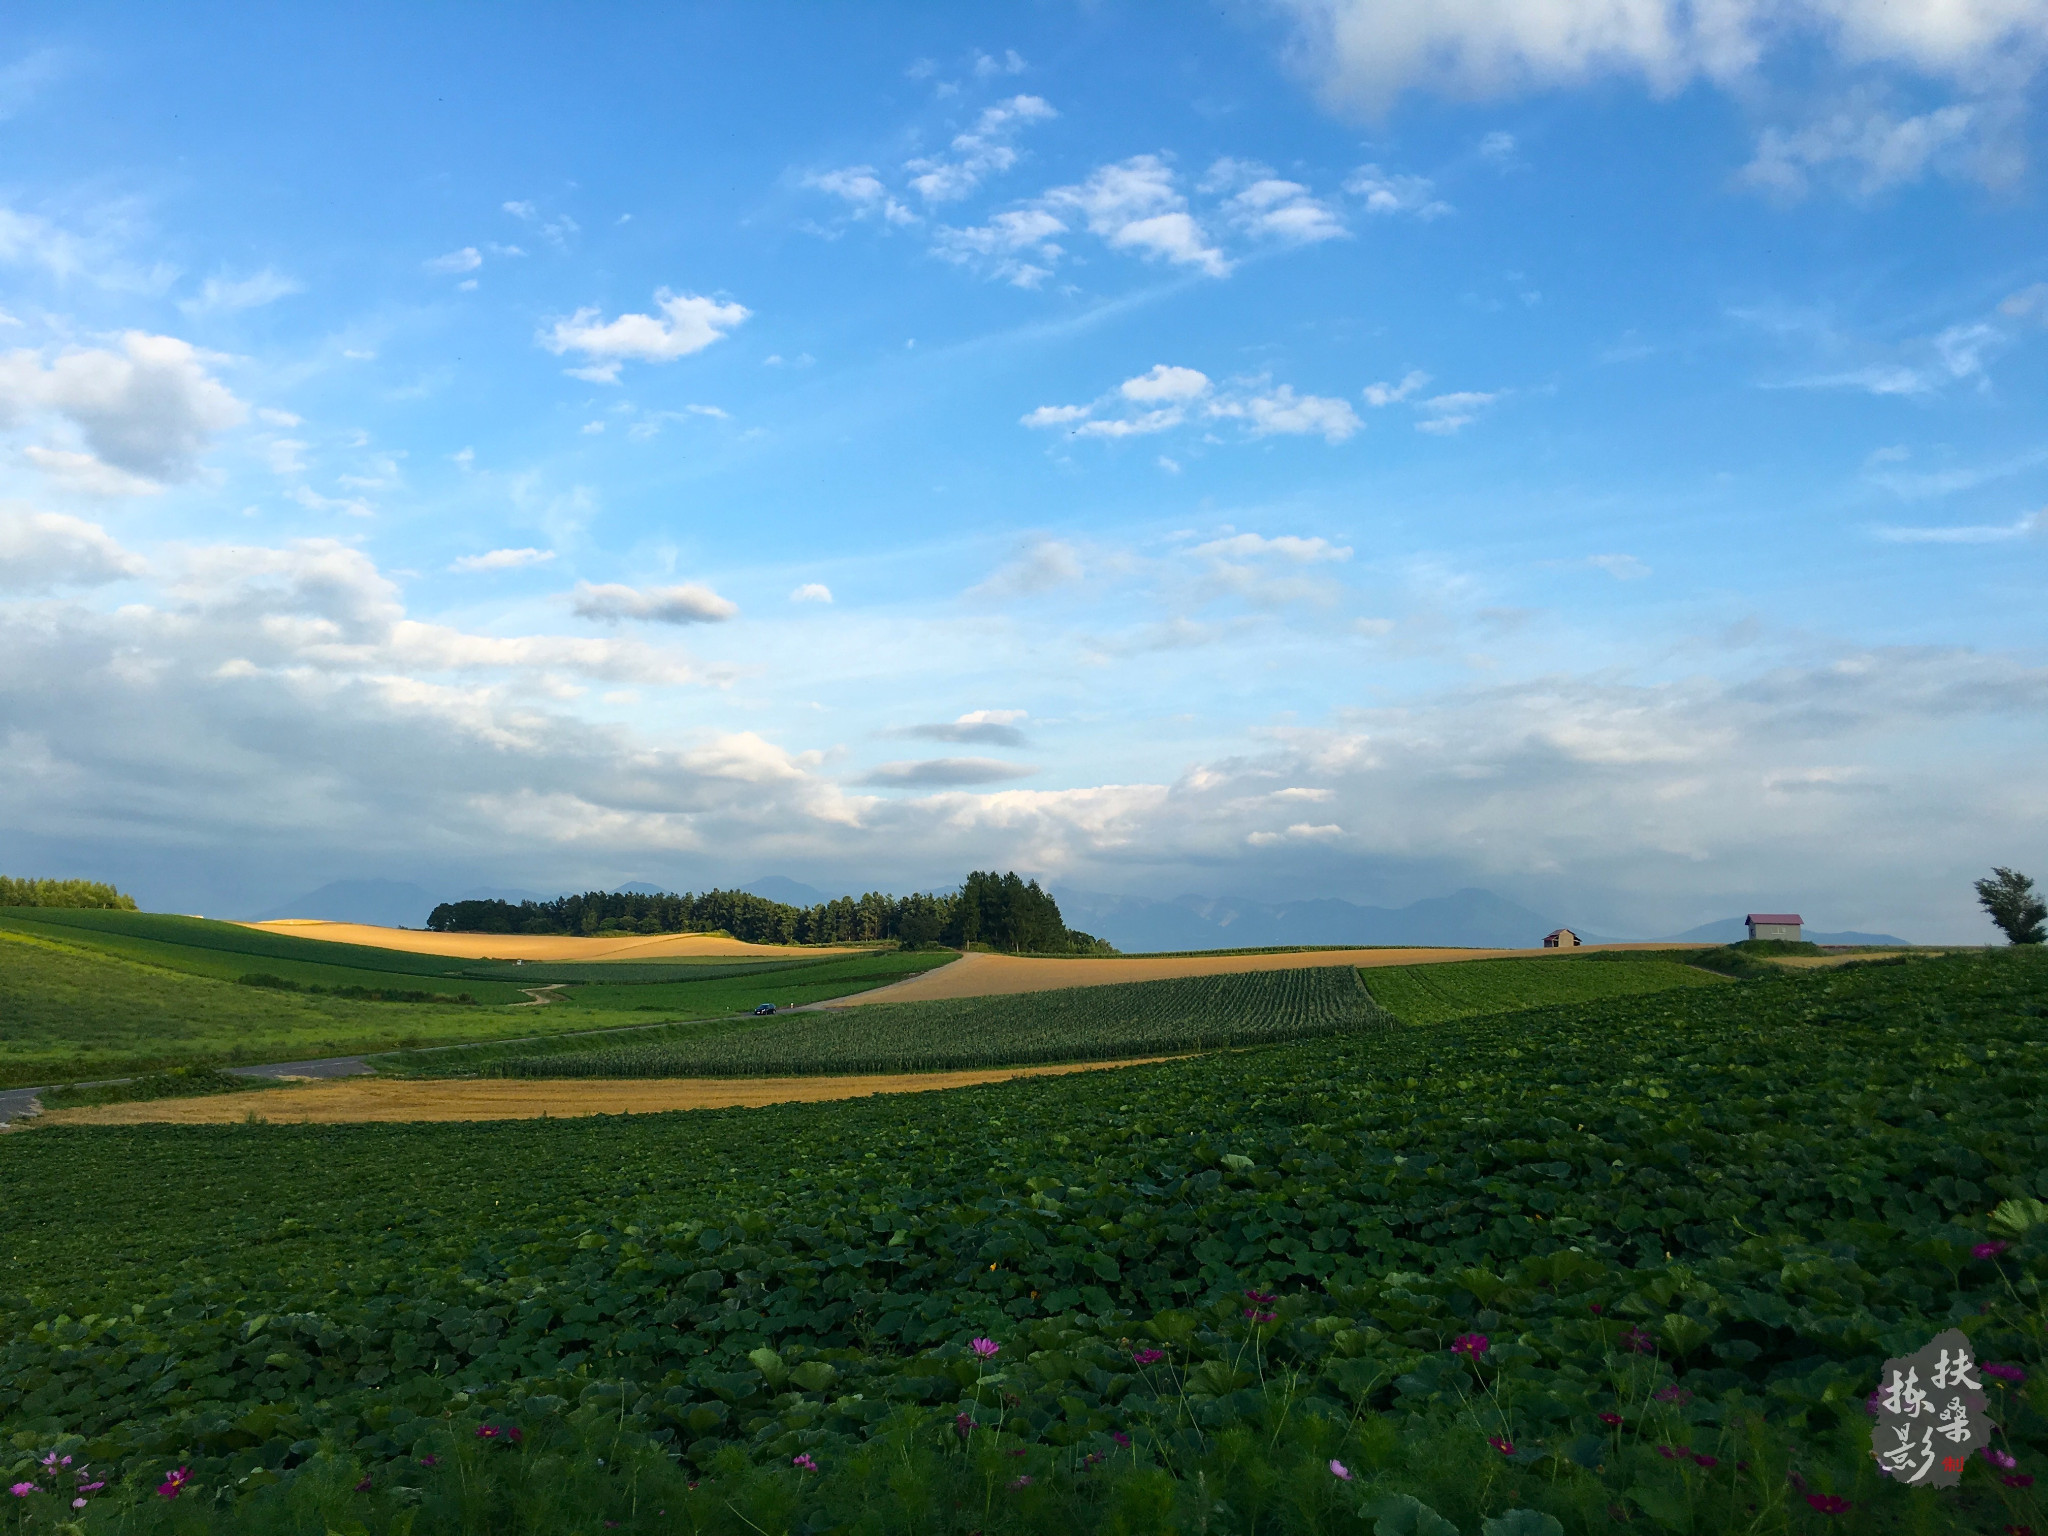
xmin=752 ymin=1003 xmax=777 ymax=1015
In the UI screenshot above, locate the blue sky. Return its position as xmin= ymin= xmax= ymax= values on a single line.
xmin=1 ymin=1 xmax=2044 ymax=938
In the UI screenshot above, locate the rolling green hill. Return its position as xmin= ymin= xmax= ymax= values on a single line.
xmin=1361 ymin=952 xmax=1722 ymax=1025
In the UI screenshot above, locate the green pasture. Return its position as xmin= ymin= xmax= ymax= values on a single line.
xmin=1361 ymin=951 xmax=1723 ymax=1025
xmin=0 ymin=949 xmax=2043 ymax=1535
xmin=0 ymin=923 xmax=952 ymax=1087
xmin=407 ymin=964 xmax=1385 ymax=1078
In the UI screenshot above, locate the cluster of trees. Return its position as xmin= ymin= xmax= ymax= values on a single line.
xmin=0 ymin=877 xmax=136 ymax=910
xmin=426 ymin=872 xmax=1113 ymax=954
xmin=1977 ymin=867 xmax=2046 ymax=945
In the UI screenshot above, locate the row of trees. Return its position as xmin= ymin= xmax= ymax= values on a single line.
xmin=0 ymin=876 xmax=136 ymax=910
xmin=425 ymin=872 xmax=1114 ymax=954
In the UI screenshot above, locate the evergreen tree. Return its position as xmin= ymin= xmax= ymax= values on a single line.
xmin=1975 ymin=867 xmax=2047 ymax=945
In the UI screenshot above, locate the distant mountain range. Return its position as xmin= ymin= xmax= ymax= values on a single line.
xmin=1053 ymin=887 xmax=1588 ymax=952
xmin=250 ymin=880 xmax=546 ymax=928
xmin=1656 ymin=917 xmax=1909 ymax=945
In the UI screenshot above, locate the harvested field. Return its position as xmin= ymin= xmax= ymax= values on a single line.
xmin=240 ymin=920 xmax=826 ymax=961
xmin=832 ymin=942 xmax=1704 ymax=1004
xmin=27 ymin=1059 xmax=1174 ymax=1125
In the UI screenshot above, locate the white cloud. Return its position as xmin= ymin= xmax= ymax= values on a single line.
xmin=1043 ymin=156 xmax=1231 ymax=277
xmin=1742 ymin=100 xmax=1995 ymax=198
xmin=1415 ymin=389 xmax=1503 ymax=433
xmin=1275 ymin=0 xmax=2048 ymax=115
xmin=181 ymin=268 xmax=302 ymax=315
xmin=896 ymin=709 xmax=1031 ymax=747
xmin=790 ymin=582 xmax=834 ymax=603
xmin=1121 ymin=364 xmax=1212 ymax=403
xmin=973 ymin=49 xmax=1027 ymax=78
xmin=20 ymin=447 xmax=164 ymax=496
xmin=1203 ymin=160 xmax=1349 ymax=242
xmin=1247 ymin=821 xmax=1345 ymax=845
xmin=1192 ymin=533 xmax=1353 ymax=563
xmin=1875 ymin=509 xmax=2045 ymax=543
xmin=861 ymin=756 xmax=1038 ymax=786
xmin=906 ymin=94 xmax=1057 ymax=203
xmin=1588 ymin=553 xmax=1652 ymax=579
xmin=502 ymin=201 xmax=579 ymax=246
xmin=539 ymin=289 xmax=751 ymax=381
xmin=1211 ymin=385 xmax=1363 ymax=442
xmin=424 ymin=247 xmax=482 ymax=275
xmin=1345 ymin=165 xmax=1453 ymax=219
xmin=1021 ymin=402 xmax=1092 ymax=428
xmin=0 ymin=332 xmax=247 ymax=484
xmin=0 ymin=504 xmax=145 ymax=590
xmin=972 ymin=538 xmax=1085 ymax=598
xmin=1075 ymin=410 xmax=1186 ymax=439
xmin=452 ymin=547 xmax=555 ymax=573
xmin=805 ymin=165 xmax=918 ymax=226
xmin=570 ymin=580 xmax=739 ymax=625
xmin=1363 ymin=370 xmax=1431 ymax=406
xmin=931 ymin=208 xmax=1067 ymax=286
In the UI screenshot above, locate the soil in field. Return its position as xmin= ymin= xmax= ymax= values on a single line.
xmin=28 ymin=1058 xmax=1177 ymax=1125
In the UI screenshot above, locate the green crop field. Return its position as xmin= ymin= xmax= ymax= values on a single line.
xmin=1 ymin=950 xmax=2042 ymax=1534
xmin=0 ymin=920 xmax=952 ymax=1088
xmin=394 ymin=965 xmax=1386 ymax=1078
xmin=1361 ymin=953 xmax=1724 ymax=1026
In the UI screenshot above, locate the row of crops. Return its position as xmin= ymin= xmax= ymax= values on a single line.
xmin=1 ymin=950 xmax=2043 ymax=1532
xmin=392 ymin=965 xmax=1387 ymax=1077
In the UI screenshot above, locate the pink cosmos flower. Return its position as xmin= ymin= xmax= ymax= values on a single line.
xmin=10 ymin=1484 xmax=37 ymax=1498
xmin=1329 ymin=1459 xmax=1353 ymax=1481
xmin=1805 ymin=1493 xmax=1850 ymax=1514
xmin=1245 ymin=1289 xmax=1276 ymax=1305
xmin=78 ymin=1482 xmax=104 ymax=1493
xmin=1244 ymin=1308 xmax=1277 ymax=1323
xmin=1654 ymin=1385 xmax=1693 ymax=1405
xmin=1622 ymin=1326 xmax=1655 ymax=1354
xmin=1985 ymin=1363 xmax=2027 ymax=1384
xmin=1588 ymin=1303 xmax=1604 ymax=1315
xmin=476 ymin=1426 xmax=499 ymax=1440
xmin=1009 ymin=1474 xmax=1033 ymax=1490
xmin=1132 ymin=1348 xmax=1165 ymax=1366
xmin=1691 ymin=1453 xmax=1719 ymax=1468
xmin=1597 ymin=1412 xmax=1623 ymax=1427
xmin=507 ymin=1427 xmax=523 ymax=1444
xmin=1488 ymin=1436 xmax=1515 ymax=1456
xmin=1451 ymin=1333 xmax=1490 ymax=1359
xmin=791 ymin=1454 xmax=818 ymax=1472
xmin=969 ymin=1337 xmax=1001 ymax=1359
xmin=355 ymin=1476 xmax=372 ymax=1492
xmin=157 ymin=1467 xmax=191 ymax=1500
xmin=1657 ymin=1446 xmax=1682 ymax=1460
xmin=1112 ymin=1432 xmax=1132 ymax=1448
xmin=2007 ymin=1473 xmax=2037 ymax=1489
xmin=1983 ymin=1447 xmax=2017 ymax=1469
xmin=418 ymin=1456 xmax=437 ymax=1468
xmin=1975 ymin=1241 xmax=2011 ymax=1260
xmin=955 ymin=1413 xmax=979 ymax=1439
xmin=72 ymin=1499 xmax=86 ymax=1510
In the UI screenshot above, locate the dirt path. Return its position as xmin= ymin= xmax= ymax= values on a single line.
xmin=826 ymin=943 xmax=1705 ymax=1004
xmin=30 ymin=1057 xmax=1182 ymax=1126
xmin=511 ymin=984 xmax=568 ymax=1007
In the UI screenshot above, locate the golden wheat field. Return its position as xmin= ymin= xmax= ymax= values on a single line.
xmin=31 ymin=1058 xmax=1179 ymax=1127
xmin=827 ymin=942 xmax=1700 ymax=1005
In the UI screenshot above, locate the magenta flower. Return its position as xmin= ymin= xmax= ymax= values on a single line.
xmin=1244 ymin=1308 xmax=1278 ymax=1323
xmin=1986 ymin=1362 xmax=2027 ymax=1384
xmin=1452 ymin=1332 xmax=1490 ymax=1359
xmin=1621 ymin=1325 xmax=1655 ymax=1354
xmin=78 ymin=1482 xmax=104 ymax=1494
xmin=1245 ymin=1289 xmax=1276 ymax=1304
xmin=1329 ymin=1459 xmax=1353 ymax=1481
xmin=1986 ymin=1448 xmax=2019 ymax=1469
xmin=1589 ymin=1302 xmax=1604 ymax=1315
xmin=1132 ymin=1348 xmax=1165 ymax=1366
xmin=969 ymin=1337 xmax=1001 ymax=1359
xmin=355 ymin=1476 xmax=373 ymax=1493
xmin=39 ymin=1455 xmax=69 ymax=1471
xmin=792 ymin=1454 xmax=818 ymax=1472
xmin=10 ymin=1483 xmax=37 ymax=1498
xmin=1654 ymin=1385 xmax=1693 ymax=1405
xmin=1112 ymin=1432 xmax=1132 ymax=1448
xmin=507 ymin=1426 xmax=523 ymax=1444
xmin=955 ymin=1412 xmax=979 ymax=1439
xmin=1597 ymin=1411 xmax=1623 ymax=1426
xmin=1488 ymin=1436 xmax=1515 ymax=1456
xmin=1691 ymin=1453 xmax=1719 ymax=1468
xmin=419 ymin=1456 xmax=438 ymax=1468
xmin=1975 ymin=1241 xmax=2012 ymax=1259
xmin=476 ymin=1425 xmax=499 ymax=1440
xmin=1657 ymin=1445 xmax=1682 ymax=1460
xmin=72 ymin=1498 xmax=87 ymax=1510
xmin=2007 ymin=1473 xmax=2037 ymax=1489
xmin=1805 ymin=1493 xmax=1850 ymax=1514
xmin=157 ymin=1467 xmax=191 ymax=1500
xmin=1009 ymin=1474 xmax=1033 ymax=1490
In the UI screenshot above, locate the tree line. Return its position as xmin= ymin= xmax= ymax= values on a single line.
xmin=424 ymin=871 xmax=1113 ymax=954
xmin=0 ymin=876 xmax=136 ymax=910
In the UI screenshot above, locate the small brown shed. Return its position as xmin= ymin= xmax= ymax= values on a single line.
xmin=1543 ymin=928 xmax=1581 ymax=948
